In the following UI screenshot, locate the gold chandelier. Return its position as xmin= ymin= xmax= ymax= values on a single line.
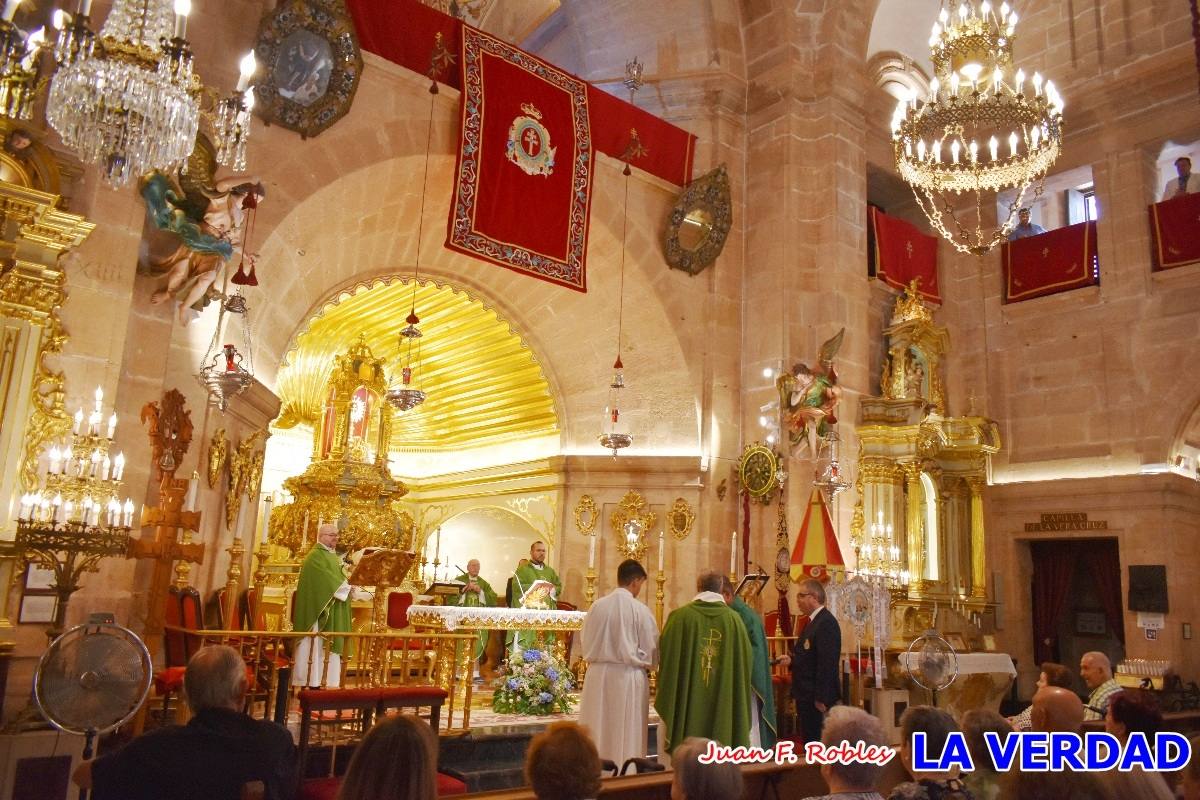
xmin=892 ymin=1 xmax=1064 ymax=255
xmin=0 ymin=0 xmax=256 ymax=188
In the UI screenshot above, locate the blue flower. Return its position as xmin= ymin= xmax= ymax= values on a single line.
xmin=507 ymin=678 xmax=520 ymax=690
xmin=546 ymin=668 xmax=559 ymax=681
xmin=523 ymin=649 xmax=542 ymax=663
xmin=537 ymin=692 xmax=553 ymax=704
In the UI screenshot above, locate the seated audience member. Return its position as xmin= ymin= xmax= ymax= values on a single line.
xmin=1080 ymin=651 xmax=1121 ymax=721
xmin=338 ymin=714 xmax=437 ymax=800
xmin=526 ymin=721 xmax=602 ymax=800
xmin=1029 ymin=685 xmax=1084 ymax=734
xmin=1105 ymin=689 xmax=1163 ymax=744
xmin=1008 ymin=661 xmax=1073 ymax=731
xmin=801 ymin=706 xmax=888 ymax=800
xmin=887 ymin=706 xmax=973 ymax=800
xmin=671 ymin=738 xmax=743 ymax=800
xmin=1182 ymin=734 xmax=1200 ymax=800
xmin=959 ymin=710 xmax=1012 ymax=800
xmin=73 ymin=645 xmax=295 ymax=800
xmin=1011 ymin=771 xmax=1115 ymax=800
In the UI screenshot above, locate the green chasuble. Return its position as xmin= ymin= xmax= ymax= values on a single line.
xmin=655 ymin=600 xmax=754 ymax=753
xmin=454 ymin=573 xmax=498 ymax=659
xmin=731 ymin=597 xmax=778 ymax=747
xmin=508 ymin=562 xmax=562 ymax=650
xmin=294 ymin=545 xmax=353 ymax=655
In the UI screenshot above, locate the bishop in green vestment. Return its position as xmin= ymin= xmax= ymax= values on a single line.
xmin=722 ymin=579 xmax=778 ymax=747
xmin=454 ymin=559 xmax=498 ymax=660
xmin=507 ymin=541 xmax=563 ymax=651
xmin=655 ymin=571 xmax=754 ymax=753
xmin=292 ymin=524 xmax=353 ymax=687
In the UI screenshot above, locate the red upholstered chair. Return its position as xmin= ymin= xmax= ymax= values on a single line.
xmin=387 ymin=591 xmax=414 ymax=629
xmin=152 ymin=586 xmax=188 ymax=719
xmin=180 ymin=587 xmax=205 ymax=658
xmin=296 ymin=688 xmax=381 ymax=800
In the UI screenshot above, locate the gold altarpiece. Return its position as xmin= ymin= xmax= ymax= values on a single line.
xmin=854 ymin=282 xmax=1000 ymax=646
xmin=263 ymin=338 xmax=416 ymax=629
xmin=0 ymin=170 xmax=95 ymax=645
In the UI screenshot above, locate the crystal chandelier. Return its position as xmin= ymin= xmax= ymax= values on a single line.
xmin=0 ymin=0 xmax=261 ymax=188
xmin=892 ymin=1 xmax=1064 ymax=255
xmin=854 ymin=510 xmax=910 ymax=598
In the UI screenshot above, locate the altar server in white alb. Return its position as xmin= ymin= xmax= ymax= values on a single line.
xmin=578 ymin=559 xmax=660 ymax=771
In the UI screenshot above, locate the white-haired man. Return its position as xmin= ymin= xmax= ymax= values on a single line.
xmin=1080 ymin=651 xmax=1121 ymax=721
xmin=293 ymin=522 xmax=354 ymax=687
xmin=801 ymin=706 xmax=889 ymax=800
xmin=75 ymin=645 xmax=295 ymax=799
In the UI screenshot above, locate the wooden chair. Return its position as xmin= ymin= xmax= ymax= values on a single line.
xmin=296 ymin=688 xmax=381 ymax=800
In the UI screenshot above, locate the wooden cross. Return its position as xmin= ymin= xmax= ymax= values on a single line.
xmin=127 ymin=390 xmax=206 ymax=663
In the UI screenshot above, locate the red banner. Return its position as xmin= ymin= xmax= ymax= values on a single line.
xmin=446 ymin=28 xmax=592 ymax=291
xmin=870 ymin=207 xmax=941 ymax=303
xmin=344 ymin=0 xmax=695 ymax=187
xmin=1150 ymin=192 xmax=1200 ymax=271
xmin=1002 ymin=220 xmax=1098 ymax=302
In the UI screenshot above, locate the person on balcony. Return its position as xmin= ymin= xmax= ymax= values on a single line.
xmin=1007 ymin=207 xmax=1046 ymax=240
xmin=1163 ymin=155 xmax=1198 ymax=200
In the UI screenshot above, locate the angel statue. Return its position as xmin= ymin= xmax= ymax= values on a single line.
xmin=776 ymin=328 xmax=845 ymax=457
xmin=138 ymin=135 xmax=265 ymax=326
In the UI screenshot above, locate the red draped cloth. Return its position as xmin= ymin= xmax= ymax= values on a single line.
xmin=869 ymin=207 xmax=941 ymax=303
xmin=1002 ymin=220 xmax=1099 ymax=302
xmin=1150 ymin=192 xmax=1200 ymax=271
xmin=344 ymin=0 xmax=695 ymax=186
xmin=446 ymin=27 xmax=593 ymax=291
xmin=1030 ymin=541 xmax=1077 ymax=665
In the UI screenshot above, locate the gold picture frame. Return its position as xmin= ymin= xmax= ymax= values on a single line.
xmin=667 ymin=497 xmax=695 ymax=541
xmin=573 ymin=494 xmax=598 ymax=536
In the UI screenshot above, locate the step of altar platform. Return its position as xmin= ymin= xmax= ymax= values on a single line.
xmin=439 ymin=723 xmax=660 ymax=792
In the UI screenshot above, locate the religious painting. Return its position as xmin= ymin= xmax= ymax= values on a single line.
xmin=254 ymin=0 xmax=364 ymax=139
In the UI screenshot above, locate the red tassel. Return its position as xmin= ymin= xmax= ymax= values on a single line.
xmin=230 ymin=257 xmax=251 ymax=285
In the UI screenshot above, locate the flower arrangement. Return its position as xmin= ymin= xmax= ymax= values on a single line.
xmin=491 ymin=647 xmax=575 ymax=715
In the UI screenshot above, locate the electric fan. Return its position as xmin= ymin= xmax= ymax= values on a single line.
xmin=904 ymin=628 xmax=959 ymax=701
xmin=33 ymin=622 xmax=152 ymax=800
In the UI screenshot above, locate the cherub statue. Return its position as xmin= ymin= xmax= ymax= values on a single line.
xmin=776 ymin=328 xmax=845 ymax=457
xmin=138 ymin=135 xmax=265 ymax=326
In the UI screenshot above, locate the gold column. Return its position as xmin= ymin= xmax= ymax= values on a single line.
xmin=966 ymin=475 xmax=987 ymax=599
xmin=902 ymin=462 xmax=924 ymax=594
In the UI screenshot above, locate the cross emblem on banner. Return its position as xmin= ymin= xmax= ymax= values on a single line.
xmin=700 ymin=628 xmax=722 ymax=686
xmin=905 ymin=240 xmax=914 ymax=258
xmin=523 ymin=128 xmax=541 ymax=157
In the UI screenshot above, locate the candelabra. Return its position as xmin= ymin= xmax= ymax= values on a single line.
xmin=654 ymin=568 xmax=665 ymax=629
xmin=853 ymin=510 xmax=910 ymax=601
xmin=14 ymin=386 xmax=135 ymax=637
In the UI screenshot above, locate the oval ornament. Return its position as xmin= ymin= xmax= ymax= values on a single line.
xmin=663 ymin=164 xmax=733 ymax=276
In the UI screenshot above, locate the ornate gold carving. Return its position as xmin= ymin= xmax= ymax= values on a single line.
xmin=141 ymin=389 xmax=194 ymax=481
xmin=225 ymin=430 xmax=265 ymax=531
xmin=573 ymin=494 xmax=597 ymax=536
xmin=664 ymin=164 xmax=733 ymax=276
xmin=667 ymin=497 xmax=695 ymax=541
xmin=738 ymin=443 xmax=781 ymax=504
xmin=891 ymin=279 xmax=934 ymax=325
xmin=207 ymin=429 xmax=228 ymax=489
xmin=247 ymin=450 xmax=265 ymax=501
xmin=610 ymin=490 xmax=656 ymax=563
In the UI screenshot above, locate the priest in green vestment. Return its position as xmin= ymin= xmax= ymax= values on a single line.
xmin=292 ymin=523 xmax=354 ymax=687
xmin=655 ymin=570 xmax=754 ymax=753
xmin=507 ymin=541 xmax=562 ymax=651
xmin=453 ymin=558 xmax=498 ymax=662
xmin=721 ymin=577 xmax=778 ymax=747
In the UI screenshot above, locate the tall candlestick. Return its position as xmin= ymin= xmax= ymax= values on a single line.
xmin=184 ymin=472 xmax=199 ymax=511
xmin=261 ymin=496 xmax=273 ymax=544
xmin=434 ymin=526 xmax=442 ymax=563
xmin=173 ymin=0 xmax=189 ymax=38
xmin=587 ymin=534 xmax=595 ymax=569
xmin=78 ymin=0 xmax=92 ymax=15
xmin=657 ymin=529 xmax=665 ymax=571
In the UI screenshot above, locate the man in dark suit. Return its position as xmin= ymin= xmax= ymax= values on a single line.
xmin=778 ymin=577 xmax=842 ymax=743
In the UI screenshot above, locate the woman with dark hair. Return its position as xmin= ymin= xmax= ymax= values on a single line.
xmin=1105 ymin=689 xmax=1163 ymax=743
xmin=526 ymin=721 xmax=602 ymax=800
xmin=1009 ymin=661 xmax=1074 ymax=731
xmin=338 ymin=715 xmax=437 ymax=800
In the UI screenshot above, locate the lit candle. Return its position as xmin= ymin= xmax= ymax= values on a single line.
xmin=1031 ymin=125 xmax=1041 ymax=149
xmin=89 ymin=449 xmax=100 ymax=476
xmin=950 ymin=73 xmax=960 ymax=96
xmin=173 ymin=0 xmax=189 ymax=39
xmin=113 ymin=451 xmax=125 ymax=481
xmin=933 ymin=140 xmax=942 ymax=162
xmin=951 ymin=139 xmax=961 ymax=164
xmin=88 ymin=410 xmax=100 ymax=435
xmin=917 ymin=139 xmax=926 ymax=161
xmin=77 ymin=0 xmax=92 ymax=15
xmin=992 ymin=67 xmax=1002 ymax=94
xmin=48 ymin=446 xmax=61 ymax=475
xmin=587 ymin=534 xmax=595 ymax=569
xmin=101 ymin=454 xmax=111 ymax=480
xmin=73 ymin=408 xmax=83 ymax=434
xmin=434 ymin=526 xmax=442 ymax=562
xmin=107 ymin=412 xmax=117 ymax=439
xmin=63 ymin=500 xmax=74 ymax=522
xmin=730 ymin=529 xmax=738 ymax=575
xmin=988 ymin=136 xmax=998 ymax=161
xmin=106 ymin=499 xmax=118 ymax=526
xmin=1008 ymin=131 xmax=1018 ymax=157
xmin=928 ymin=77 xmax=939 ymax=102
xmin=1014 ymin=69 xmax=1025 ymax=95
xmin=1032 ymin=71 xmax=1043 ymax=96
xmin=2 ymin=0 xmax=21 ymax=23
xmin=123 ymin=498 xmax=134 ymax=527
xmin=93 ymin=385 xmax=102 ymax=412
xmin=657 ymin=529 xmax=665 ymax=571
xmin=18 ymin=494 xmax=31 ymax=518
xmin=236 ymin=50 xmax=256 ymax=92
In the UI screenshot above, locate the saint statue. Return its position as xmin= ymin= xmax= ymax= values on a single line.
xmin=777 ymin=328 xmax=845 ymax=457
